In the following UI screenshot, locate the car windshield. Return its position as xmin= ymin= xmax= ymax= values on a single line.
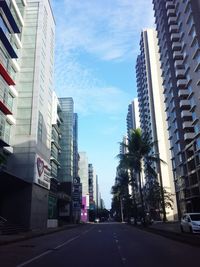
xmin=190 ymin=214 xmax=200 ymax=221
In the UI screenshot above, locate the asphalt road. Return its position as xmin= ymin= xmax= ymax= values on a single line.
xmin=0 ymin=222 xmax=199 ymax=267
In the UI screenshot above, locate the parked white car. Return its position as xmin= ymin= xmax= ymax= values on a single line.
xmin=180 ymin=213 xmax=200 ymax=233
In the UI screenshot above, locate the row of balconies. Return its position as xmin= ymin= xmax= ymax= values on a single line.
xmin=0 ymin=0 xmax=23 ymax=132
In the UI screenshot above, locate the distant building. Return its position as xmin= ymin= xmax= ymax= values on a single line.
xmin=126 ymin=98 xmax=140 ymax=139
xmin=72 ymin=113 xmax=81 ymax=223
xmin=88 ymin=163 xmax=94 ymax=210
xmin=58 ymin=97 xmax=74 ymax=222
xmin=48 ymin=91 xmax=62 ymax=228
xmin=79 ymin=152 xmax=89 ymax=222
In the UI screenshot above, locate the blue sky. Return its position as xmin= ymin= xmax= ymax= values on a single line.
xmin=51 ymin=0 xmax=154 ymax=209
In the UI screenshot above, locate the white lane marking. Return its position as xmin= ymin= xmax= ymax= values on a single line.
xmin=122 ymin=258 xmax=127 ymax=263
xmin=81 ymin=226 xmax=95 ymax=235
xmin=16 ymin=236 xmax=80 ymax=267
xmin=113 ymin=235 xmax=126 ymax=265
xmin=54 ymin=236 xmax=80 ymax=249
xmin=16 ymin=251 xmax=52 ymax=267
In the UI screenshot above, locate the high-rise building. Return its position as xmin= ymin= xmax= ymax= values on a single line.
xmin=48 ymin=91 xmax=62 ymax=228
xmin=93 ymin=173 xmax=98 ymax=212
xmin=136 ymin=29 xmax=177 ymax=220
xmin=58 ymin=97 xmax=74 ymax=222
xmin=73 ymin=113 xmax=79 ymax=180
xmin=0 ymin=0 xmax=22 ymax=155
xmin=153 ymin=0 xmax=200 ymax=215
xmin=0 ymin=0 xmax=25 ymax=225
xmin=1 ymin=0 xmax=55 ymax=230
xmin=79 ymin=151 xmax=89 ymax=222
xmin=72 ymin=113 xmax=81 ymax=223
xmin=88 ymin=163 xmax=97 ymax=213
xmin=58 ymin=97 xmax=74 ymax=183
xmin=126 ymin=98 xmax=140 ymax=139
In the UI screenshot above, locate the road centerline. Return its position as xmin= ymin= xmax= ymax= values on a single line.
xmin=16 ymin=235 xmax=80 ymax=267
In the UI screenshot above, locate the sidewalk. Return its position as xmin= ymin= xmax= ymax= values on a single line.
xmin=149 ymin=221 xmax=180 ymax=233
xmin=0 ymin=223 xmax=84 ymax=246
xmin=136 ymin=221 xmax=200 ymax=247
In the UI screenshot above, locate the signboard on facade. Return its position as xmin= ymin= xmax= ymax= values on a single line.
xmin=34 ymin=154 xmax=51 ymax=190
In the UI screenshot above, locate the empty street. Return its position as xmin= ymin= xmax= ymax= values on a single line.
xmin=0 ymin=223 xmax=199 ymax=267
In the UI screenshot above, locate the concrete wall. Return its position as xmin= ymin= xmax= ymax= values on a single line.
xmin=30 ymin=184 xmax=49 ymax=230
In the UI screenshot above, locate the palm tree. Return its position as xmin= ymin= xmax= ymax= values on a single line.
xmin=118 ymin=128 xmax=166 ymax=224
xmin=111 ymin=169 xmax=131 ymax=222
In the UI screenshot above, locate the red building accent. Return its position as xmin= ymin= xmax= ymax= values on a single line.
xmin=0 ymin=100 xmax=12 ymax=115
xmin=0 ymin=63 xmax=15 ymax=85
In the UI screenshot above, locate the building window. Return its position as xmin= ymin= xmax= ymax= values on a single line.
xmin=197 ymin=138 xmax=200 ymax=150
xmin=38 ymin=111 xmax=43 ymax=142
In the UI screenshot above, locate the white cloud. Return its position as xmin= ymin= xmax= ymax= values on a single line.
xmin=55 ymin=57 xmax=130 ymax=115
xmin=52 ymin=0 xmax=154 ymax=115
xmin=52 ymin=0 xmax=154 ymax=61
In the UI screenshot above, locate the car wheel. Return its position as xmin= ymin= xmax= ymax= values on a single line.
xmin=189 ymin=227 xmax=193 ymax=234
xmin=180 ymin=226 xmax=184 ymax=233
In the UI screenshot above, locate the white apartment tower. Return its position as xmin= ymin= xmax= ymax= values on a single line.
xmin=136 ymin=29 xmax=177 ymax=220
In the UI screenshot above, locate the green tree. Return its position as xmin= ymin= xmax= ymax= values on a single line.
xmin=111 ymin=169 xmax=132 ymax=222
xmin=117 ymin=128 xmax=166 ymax=224
xmin=144 ymin=180 xmax=174 ymax=220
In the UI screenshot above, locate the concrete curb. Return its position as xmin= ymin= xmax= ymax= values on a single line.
xmin=0 ymin=224 xmax=86 ymax=246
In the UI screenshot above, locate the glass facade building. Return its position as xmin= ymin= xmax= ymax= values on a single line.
xmin=0 ymin=0 xmax=24 ymax=150
xmin=58 ymin=97 xmax=74 ymax=183
xmin=1 ymin=0 xmax=56 ymax=230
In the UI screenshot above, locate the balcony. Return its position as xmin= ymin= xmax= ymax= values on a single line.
xmin=174 ymin=60 xmax=184 ymax=69
xmin=172 ymin=42 xmax=182 ymax=51
xmin=0 ymin=63 xmax=15 ymax=85
xmin=9 ymin=85 xmax=18 ymax=98
xmin=181 ymin=110 xmax=192 ymax=120
xmin=182 ymin=121 xmax=193 ymax=130
xmin=175 ymin=69 xmax=186 ymax=79
xmin=177 ymin=79 xmax=188 ymax=88
xmin=0 ymin=29 xmax=17 ymax=58
xmin=167 ymin=8 xmax=176 ymax=17
xmin=0 ymin=100 xmax=12 ymax=115
xmin=0 ymin=1 xmax=20 ymax=34
xmin=180 ymin=100 xmax=190 ymax=110
xmin=6 ymin=114 xmax=16 ymax=125
xmin=184 ymin=132 xmax=194 ymax=141
xmin=171 ymin=33 xmax=180 ymax=42
xmin=50 ymin=156 xmax=60 ymax=166
xmin=169 ymin=25 xmax=179 ymax=33
xmin=51 ymin=139 xmax=61 ymax=150
xmin=178 ymin=89 xmax=189 ymax=98
xmin=168 ymin=16 xmax=177 ymax=25
xmin=166 ymin=1 xmax=175 ymax=9
xmin=173 ymin=51 xmax=183 ymax=60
